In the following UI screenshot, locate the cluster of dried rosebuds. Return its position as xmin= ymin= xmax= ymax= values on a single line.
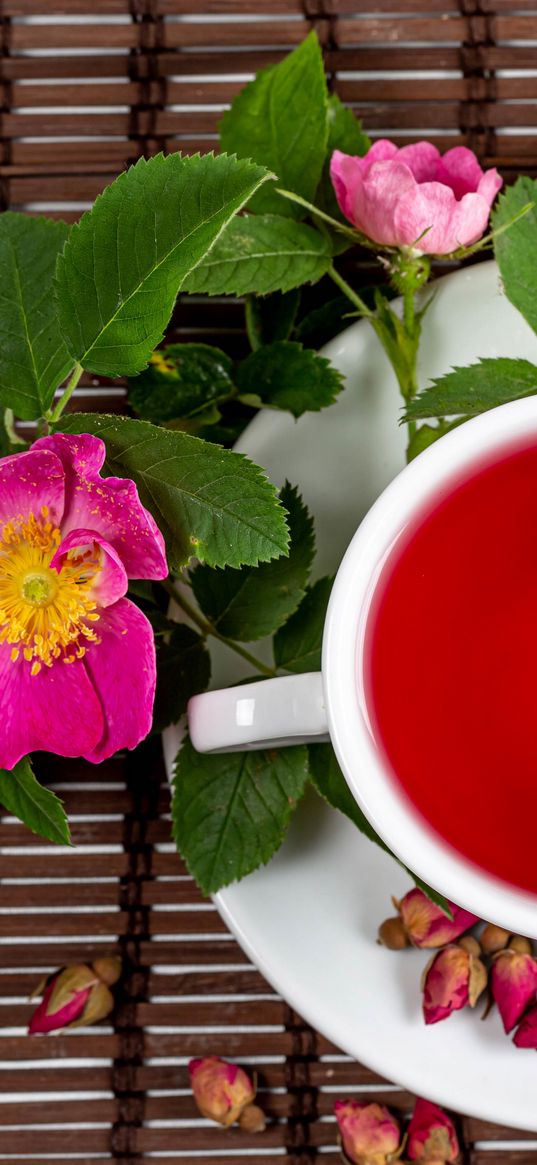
xmin=188 ymin=1057 xmax=266 ymax=1132
xmin=379 ymin=888 xmax=537 ymax=1046
xmin=27 ymin=957 xmax=122 ymax=1034
xmin=335 ymin=1096 xmax=459 ymax=1165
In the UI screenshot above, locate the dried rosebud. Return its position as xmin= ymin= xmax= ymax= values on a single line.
xmin=490 ymin=938 xmax=537 ymax=1033
xmin=394 ymin=888 xmax=478 ymax=950
xmin=422 ymin=940 xmax=487 ymax=1025
xmin=28 ymin=958 xmax=120 ymax=1035
xmin=188 ymin=1056 xmax=264 ymax=1130
xmin=513 ymin=1004 xmax=537 ymax=1049
xmin=407 ymin=1098 xmax=459 ymax=1164
xmin=334 ymin=1099 xmax=401 ymax=1165
xmin=479 ymin=923 xmax=511 ymax=955
xmin=91 ymin=956 xmax=122 ymax=987
xmin=377 ymin=917 xmax=409 ymax=950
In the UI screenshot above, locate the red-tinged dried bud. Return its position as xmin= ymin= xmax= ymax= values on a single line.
xmin=188 ymin=1056 xmax=263 ymax=1129
xmin=334 ymin=1099 xmax=402 ymax=1165
xmin=422 ymin=940 xmax=487 ymax=1025
xmin=377 ymin=917 xmax=409 ymax=950
xmin=238 ymin=1103 xmax=266 ymax=1133
xmin=479 ymin=923 xmax=511 ymax=955
xmin=91 ymin=956 xmax=122 ymax=986
xmin=407 ymin=1098 xmax=460 ymax=1164
xmin=28 ymin=963 xmax=116 ymax=1035
xmin=491 ymin=943 xmax=537 ymax=1033
xmin=513 ymin=1004 xmax=537 ymax=1049
xmin=396 ymin=889 xmax=478 ymax=950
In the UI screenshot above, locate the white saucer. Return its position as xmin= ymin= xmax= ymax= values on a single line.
xmin=164 ymin=261 xmax=537 ymax=1131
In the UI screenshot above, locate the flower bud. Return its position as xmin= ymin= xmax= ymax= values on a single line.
xmin=407 ymin=1098 xmax=459 ymax=1164
xmin=422 ymin=940 xmax=487 ymax=1025
xmin=513 ymin=1004 xmax=537 ymax=1049
xmin=188 ymin=1056 xmax=264 ymax=1130
xmin=491 ymin=941 xmax=537 ymax=1033
xmin=28 ymin=960 xmax=119 ymax=1035
xmin=479 ymin=923 xmax=511 ymax=955
xmin=377 ymin=917 xmax=409 ymax=950
xmin=386 ymin=889 xmax=478 ymax=950
xmin=91 ymin=956 xmax=122 ymax=986
xmin=334 ymin=1099 xmax=401 ymax=1165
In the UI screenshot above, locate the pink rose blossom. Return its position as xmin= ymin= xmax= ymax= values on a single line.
xmin=28 ymin=958 xmax=121 ymax=1035
xmin=422 ymin=939 xmax=487 ymax=1025
xmin=0 ymin=433 xmax=167 ymax=767
xmin=513 ymin=1004 xmax=537 ymax=1049
xmin=334 ymin=1099 xmax=401 ymax=1165
xmin=330 ymin=140 xmax=502 ymax=254
xmin=188 ymin=1056 xmax=264 ymax=1130
xmin=491 ymin=944 xmax=537 ymax=1033
xmin=407 ymin=1098 xmax=459 ymax=1164
xmin=397 ymin=888 xmax=478 ymax=949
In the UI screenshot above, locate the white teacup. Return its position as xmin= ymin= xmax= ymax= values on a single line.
xmin=188 ymin=396 xmax=537 ymax=936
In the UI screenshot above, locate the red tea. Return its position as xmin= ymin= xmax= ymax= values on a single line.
xmin=365 ymin=439 xmax=537 ymax=894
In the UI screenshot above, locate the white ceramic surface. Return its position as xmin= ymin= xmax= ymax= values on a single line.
xmin=164 ymin=260 xmax=537 ymax=1130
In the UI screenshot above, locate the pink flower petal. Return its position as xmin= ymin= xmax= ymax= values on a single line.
xmin=394 ymin=182 xmax=493 ymax=253
xmin=477 ymin=167 xmax=503 ymax=206
xmin=422 ymin=946 xmax=470 ymax=1025
xmin=491 ymin=952 xmax=537 ymax=1033
xmin=357 ymin=160 xmax=417 ymax=245
xmin=396 ymin=142 xmax=441 ymax=183
xmin=33 ymin=433 xmax=168 ymax=580
xmin=513 ymin=1005 xmax=537 ymax=1049
xmin=435 ymin=146 xmax=485 ymax=198
xmin=82 ymin=598 xmax=156 ymax=763
xmin=50 ymin=528 xmax=128 ymax=609
xmin=0 ymin=448 xmax=64 ymax=529
xmin=330 ymin=150 xmax=366 ymax=223
xmin=0 ymin=644 xmax=103 ymax=769
xmin=28 ymin=980 xmax=91 ymax=1035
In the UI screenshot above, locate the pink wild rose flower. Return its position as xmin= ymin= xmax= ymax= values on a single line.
xmin=0 ymin=433 xmax=167 ymax=767
xmin=330 ymin=141 xmax=502 ymax=254
xmin=407 ymin=1098 xmax=459 ymax=1164
xmin=334 ymin=1099 xmax=401 ymax=1165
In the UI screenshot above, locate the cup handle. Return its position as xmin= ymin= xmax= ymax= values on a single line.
xmin=187 ymin=672 xmax=329 ymax=753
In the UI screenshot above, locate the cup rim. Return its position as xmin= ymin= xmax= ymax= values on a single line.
xmin=323 ymin=394 xmax=537 ymax=931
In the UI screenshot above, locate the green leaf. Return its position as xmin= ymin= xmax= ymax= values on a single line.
xmin=245 ymin=289 xmax=301 ymax=350
xmin=0 ymin=757 xmax=71 ymax=846
xmin=0 ymin=214 xmax=72 ymax=420
xmin=153 ymin=624 xmax=211 ymax=734
xmin=55 ymin=152 xmax=273 ymax=378
xmin=273 ymin=576 xmax=332 ymax=672
xmin=219 ymin=32 xmax=328 ymax=220
xmin=172 ymin=737 xmax=308 ymax=893
xmin=294 ymin=295 xmax=351 ymax=349
xmin=190 ymin=483 xmax=315 ymax=641
xmin=405 ymin=357 xmax=537 ymax=421
xmin=308 ymin=744 xmax=450 ymax=913
xmin=182 ymin=215 xmax=332 ymax=297
xmin=236 ymin=340 xmax=344 ymax=418
xmin=406 ymin=423 xmax=445 ymax=461
xmin=128 ymin=344 xmax=235 ymax=425
xmin=59 ymin=413 xmax=289 ymax=570
xmin=316 ymin=95 xmax=370 ymax=222
xmin=493 ymin=176 xmax=537 ymax=335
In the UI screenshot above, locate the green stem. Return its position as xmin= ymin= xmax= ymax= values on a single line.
xmin=3 ymin=408 xmax=25 ymax=446
xmin=47 ymin=362 xmax=84 ymax=423
xmin=328 ymin=265 xmax=373 ymax=318
xmin=402 ymin=285 xmax=419 ymax=449
xmin=163 ymin=579 xmax=278 ymax=679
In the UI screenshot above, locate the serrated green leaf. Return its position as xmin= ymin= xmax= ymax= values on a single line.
xmin=128 ymin=343 xmax=235 ymax=425
xmin=153 ymin=624 xmax=211 ymax=734
xmin=405 ymin=358 xmax=537 ymax=421
xmin=294 ymin=295 xmax=350 ymax=349
xmin=190 ymin=483 xmax=315 ymax=642
xmin=245 ymin=290 xmax=301 ymax=350
xmin=493 ymin=176 xmax=537 ymax=335
xmin=406 ymin=423 xmax=445 ymax=461
xmin=0 ymin=757 xmax=71 ymax=846
xmin=55 ymin=152 xmax=273 ymax=378
xmin=220 ymin=32 xmax=328 ymax=220
xmin=274 ymin=576 xmax=332 ymax=673
xmin=58 ymin=413 xmax=289 ymax=570
xmin=237 ymin=341 xmax=344 ymax=418
xmin=316 ymin=95 xmax=370 ymax=223
xmin=308 ymin=744 xmax=450 ymax=913
xmin=172 ymin=737 xmax=308 ymax=893
xmin=182 ymin=215 xmax=332 ymax=298
xmin=0 ymin=214 xmax=72 ymax=420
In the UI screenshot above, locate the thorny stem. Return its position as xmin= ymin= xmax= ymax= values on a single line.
xmin=47 ymin=362 xmax=84 ymax=424
xmin=163 ymin=579 xmax=278 ymax=679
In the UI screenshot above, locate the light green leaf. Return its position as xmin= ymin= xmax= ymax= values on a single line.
xmin=308 ymin=744 xmax=450 ymax=913
xmin=405 ymin=358 xmax=537 ymax=421
xmin=128 ymin=343 xmax=235 ymax=425
xmin=0 ymin=757 xmax=71 ymax=846
xmin=0 ymin=214 xmax=72 ymax=420
xmin=153 ymin=624 xmax=211 ymax=734
xmin=237 ymin=340 xmax=344 ymax=418
xmin=190 ymin=483 xmax=315 ymax=641
xmin=406 ymin=423 xmax=445 ymax=461
xmin=172 ymin=737 xmax=308 ymax=893
xmin=58 ymin=413 xmax=289 ymax=570
xmin=273 ymin=576 xmax=332 ymax=672
xmin=220 ymin=32 xmax=328 ymax=219
xmin=55 ymin=152 xmax=273 ymax=377
xmin=245 ymin=289 xmax=301 ymax=350
xmin=493 ymin=176 xmax=537 ymax=335
xmin=182 ymin=214 xmax=332 ymax=298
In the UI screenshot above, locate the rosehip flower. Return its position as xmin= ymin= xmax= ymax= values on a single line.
xmin=407 ymin=1098 xmax=459 ymax=1164
xmin=188 ymin=1056 xmax=265 ymax=1130
xmin=28 ymin=957 xmax=121 ymax=1035
xmin=513 ymin=1004 xmax=537 ymax=1049
xmin=491 ymin=937 xmax=537 ymax=1033
xmin=334 ymin=1099 xmax=401 ymax=1165
xmin=330 ymin=140 xmax=502 ymax=255
xmin=0 ymin=433 xmax=167 ymax=767
xmin=422 ymin=937 xmax=487 ymax=1025
xmin=378 ymin=888 xmax=478 ymax=950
